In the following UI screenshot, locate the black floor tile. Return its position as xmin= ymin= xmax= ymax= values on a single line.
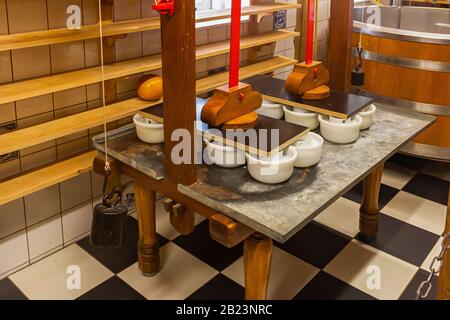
xmin=343 ymin=181 xmax=399 ymax=209
xmin=77 ymin=216 xmax=169 ymax=274
xmin=0 ymin=278 xmax=27 ymax=300
xmin=403 ymin=173 xmax=449 ymax=206
xmin=356 ymin=213 xmax=439 ymax=267
xmin=400 ymin=269 xmax=437 ymax=300
xmin=276 ymin=221 xmax=352 ymax=269
xmin=388 ymin=153 xmax=427 ymax=171
xmin=293 ymin=271 xmax=375 ymax=300
xmin=187 ymin=274 xmax=244 ymax=300
xmin=77 ymin=276 xmax=146 ymax=300
xmin=173 ymin=220 xmax=243 ymax=271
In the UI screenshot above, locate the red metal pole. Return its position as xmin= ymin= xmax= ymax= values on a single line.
xmin=229 ymin=0 xmax=242 ymax=88
xmin=305 ymin=0 xmax=315 ymax=65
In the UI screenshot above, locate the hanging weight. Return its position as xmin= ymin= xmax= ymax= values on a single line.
xmin=90 ymin=189 xmax=128 ymax=248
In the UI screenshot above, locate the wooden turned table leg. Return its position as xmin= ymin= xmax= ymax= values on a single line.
xmin=359 ymin=163 xmax=384 ymax=239
xmin=134 ymin=182 xmax=160 ymax=277
xmin=437 ymin=187 xmax=450 ymax=300
xmin=244 ymin=233 xmax=273 ymax=300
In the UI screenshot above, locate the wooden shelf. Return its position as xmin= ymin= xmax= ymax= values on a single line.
xmin=196 ymin=2 xmax=300 ymax=23
xmin=0 ymin=56 xmax=296 ymax=156
xmin=0 ymin=98 xmax=162 ymax=155
xmin=0 ymin=55 xmax=296 ymax=205
xmin=197 ymin=55 xmax=296 ymax=94
xmin=0 ymin=18 xmax=160 ymax=52
xmin=0 ymin=151 xmax=96 ymax=206
xmin=0 ymin=30 xmax=298 ymax=105
xmin=0 ymin=2 xmax=300 ymax=52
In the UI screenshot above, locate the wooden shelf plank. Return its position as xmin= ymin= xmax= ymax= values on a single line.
xmin=0 ymin=55 xmax=298 ymax=205
xmin=0 ymin=151 xmax=96 ymax=206
xmin=197 ymin=55 xmax=297 ymax=94
xmin=0 ymin=18 xmax=160 ymax=52
xmin=0 ymin=2 xmax=300 ymax=52
xmin=0 ymin=56 xmax=296 ymax=156
xmin=0 ymin=30 xmax=298 ymax=105
xmin=0 ymin=98 xmax=162 ymax=155
xmin=197 ymin=30 xmax=299 ymax=59
xmin=196 ymin=2 xmax=300 ymax=23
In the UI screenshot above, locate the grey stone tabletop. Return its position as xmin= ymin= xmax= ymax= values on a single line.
xmin=93 ymin=102 xmax=434 ymax=243
xmin=178 ymin=103 xmax=434 ymax=242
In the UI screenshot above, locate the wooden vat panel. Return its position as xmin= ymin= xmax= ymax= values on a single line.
xmin=414 ymin=115 xmax=450 ymax=148
xmin=361 ymin=60 xmax=450 ymax=107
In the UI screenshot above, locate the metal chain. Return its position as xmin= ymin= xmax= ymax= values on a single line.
xmin=416 ymin=231 xmax=450 ymax=300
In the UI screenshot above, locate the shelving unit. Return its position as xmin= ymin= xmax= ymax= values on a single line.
xmin=0 ymin=30 xmax=298 ymax=105
xmin=0 ymin=2 xmax=300 ymax=52
xmin=0 ymin=55 xmax=296 ymax=156
xmin=0 ymin=1 xmax=300 ymax=206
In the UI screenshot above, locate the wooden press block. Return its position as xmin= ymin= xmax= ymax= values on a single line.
xmin=139 ymin=98 xmax=309 ymax=157
xmin=244 ymin=75 xmax=374 ymax=119
xmin=222 ymin=111 xmax=259 ymax=130
xmin=285 ymin=61 xmax=330 ymax=96
xmin=303 ymin=85 xmax=331 ymax=101
xmin=200 ymin=83 xmax=262 ymax=127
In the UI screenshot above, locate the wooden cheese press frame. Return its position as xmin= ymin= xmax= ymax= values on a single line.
xmin=93 ymin=0 xmax=449 ymax=300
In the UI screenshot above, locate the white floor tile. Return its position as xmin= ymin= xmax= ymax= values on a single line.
xmin=314 ymin=197 xmax=360 ymax=237
xmin=10 ymin=244 xmax=113 ymax=300
xmin=381 ymin=163 xmax=417 ymax=189
xmin=222 ymin=246 xmax=319 ymax=300
xmin=324 ymin=240 xmax=418 ymax=300
xmin=118 ymin=242 xmax=218 ymax=300
xmin=383 ymin=191 xmax=447 ymax=235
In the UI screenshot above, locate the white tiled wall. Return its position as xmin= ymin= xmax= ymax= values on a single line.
xmin=0 ymin=0 xmax=315 ymax=279
xmin=273 ymin=0 xmax=330 ymax=80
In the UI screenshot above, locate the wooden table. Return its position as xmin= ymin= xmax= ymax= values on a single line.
xmin=93 ymin=99 xmax=434 ymax=299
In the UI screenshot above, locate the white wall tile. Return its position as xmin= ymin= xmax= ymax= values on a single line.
xmin=24 ymin=185 xmax=61 ymax=226
xmin=0 ymin=231 xmax=28 ymax=275
xmin=0 ymin=199 xmax=25 ymax=239
xmin=27 ymin=215 xmax=63 ymax=259
xmin=62 ymin=201 xmax=93 ymax=244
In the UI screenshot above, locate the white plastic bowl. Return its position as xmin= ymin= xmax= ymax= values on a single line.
xmin=283 ymin=106 xmax=319 ymax=130
xmin=256 ymin=100 xmax=284 ymax=119
xmin=246 ymin=146 xmax=297 ymax=184
xmin=358 ymin=104 xmax=377 ymax=130
xmin=318 ymin=114 xmax=363 ymax=144
xmin=133 ymin=114 xmax=164 ymax=144
xmin=204 ymin=139 xmax=246 ymax=168
xmin=292 ymin=132 xmax=324 ymax=168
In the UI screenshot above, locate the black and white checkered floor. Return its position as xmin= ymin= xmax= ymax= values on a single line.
xmin=0 ymin=154 xmax=448 ymax=300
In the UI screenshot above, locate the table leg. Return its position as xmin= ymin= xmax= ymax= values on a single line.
xmin=359 ymin=163 xmax=384 ymax=239
xmin=134 ymin=182 xmax=160 ymax=277
xmin=437 ymin=187 xmax=450 ymax=300
xmin=244 ymin=233 xmax=272 ymax=300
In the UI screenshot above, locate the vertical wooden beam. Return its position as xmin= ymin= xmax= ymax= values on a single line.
xmin=328 ymin=0 xmax=354 ymax=93
xmin=134 ymin=182 xmax=160 ymax=276
xmin=244 ymin=233 xmax=273 ymax=300
xmin=359 ymin=163 xmax=384 ymax=239
xmin=159 ymin=1 xmax=197 ymax=185
xmin=296 ymin=0 xmax=308 ymax=62
xmin=437 ymin=187 xmax=450 ymax=300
